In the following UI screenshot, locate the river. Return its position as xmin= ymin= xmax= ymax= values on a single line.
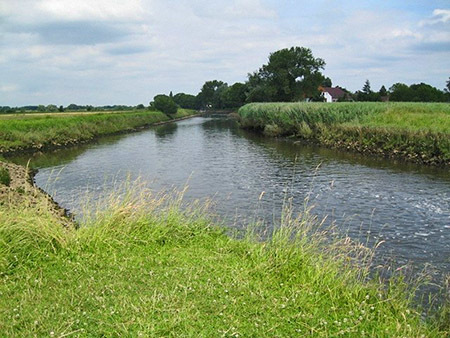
xmin=10 ymin=116 xmax=450 ymax=284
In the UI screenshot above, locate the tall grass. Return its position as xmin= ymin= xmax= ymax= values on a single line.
xmin=0 ymin=180 xmax=448 ymax=336
xmin=238 ymin=102 xmax=450 ymax=165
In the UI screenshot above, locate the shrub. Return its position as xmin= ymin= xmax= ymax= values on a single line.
xmin=152 ymin=95 xmax=178 ymax=116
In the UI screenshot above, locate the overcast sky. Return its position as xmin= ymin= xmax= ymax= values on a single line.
xmin=1 ymin=0 xmax=449 ymax=106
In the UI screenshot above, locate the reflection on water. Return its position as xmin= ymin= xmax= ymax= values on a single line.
xmin=10 ymin=117 xmax=450 ymax=284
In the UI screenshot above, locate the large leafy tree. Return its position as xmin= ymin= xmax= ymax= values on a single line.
xmin=197 ymin=80 xmax=228 ymax=109
xmin=222 ymin=82 xmax=247 ymax=108
xmin=151 ymin=94 xmax=178 ymax=115
xmin=173 ymin=93 xmax=197 ymax=109
xmin=246 ymin=47 xmax=326 ymax=102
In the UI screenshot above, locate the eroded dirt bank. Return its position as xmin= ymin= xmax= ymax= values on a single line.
xmin=0 ymin=161 xmax=74 ymax=227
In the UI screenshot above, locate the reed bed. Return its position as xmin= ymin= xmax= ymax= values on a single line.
xmin=238 ymin=102 xmax=450 ymax=165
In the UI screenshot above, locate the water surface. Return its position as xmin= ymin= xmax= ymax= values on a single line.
xmin=11 ymin=117 xmax=450 ymax=282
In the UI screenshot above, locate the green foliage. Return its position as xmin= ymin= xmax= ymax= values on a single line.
xmin=246 ymin=46 xmax=326 ymax=102
xmin=46 ymin=105 xmax=58 ymax=112
xmin=173 ymin=93 xmax=198 ymax=109
xmin=197 ymin=80 xmax=228 ymax=109
xmin=362 ymin=79 xmax=372 ymax=94
xmin=378 ymin=85 xmax=388 ymax=97
xmin=356 ymin=80 xmax=381 ymax=101
xmin=322 ymin=77 xmax=332 ymax=87
xmin=0 ymin=167 xmax=11 ymax=186
xmin=390 ymin=83 xmax=447 ymax=102
xmin=222 ymin=82 xmax=247 ymax=108
xmin=151 ymin=95 xmax=178 ymax=115
xmin=0 ymin=182 xmax=446 ymax=336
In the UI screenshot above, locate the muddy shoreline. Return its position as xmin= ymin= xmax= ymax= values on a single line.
xmin=0 ymin=161 xmax=74 ymax=227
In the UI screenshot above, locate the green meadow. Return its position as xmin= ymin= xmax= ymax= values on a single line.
xmin=0 ymin=181 xmax=448 ymax=336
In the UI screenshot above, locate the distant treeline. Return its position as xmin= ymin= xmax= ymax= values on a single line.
xmin=154 ymin=47 xmax=450 ymax=110
xmin=0 ymin=104 xmax=144 ymax=114
xmin=353 ymin=80 xmax=450 ymax=103
xmin=3 ymin=46 xmax=449 ymax=114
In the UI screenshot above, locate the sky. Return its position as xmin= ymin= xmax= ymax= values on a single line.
xmin=1 ymin=0 xmax=449 ymax=106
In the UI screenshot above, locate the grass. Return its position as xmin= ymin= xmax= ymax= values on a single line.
xmin=0 ymin=109 xmax=198 ymax=154
xmin=238 ymin=102 xmax=450 ymax=165
xmin=0 ymin=167 xmax=10 ymax=186
xmin=0 ymin=180 xmax=448 ymax=336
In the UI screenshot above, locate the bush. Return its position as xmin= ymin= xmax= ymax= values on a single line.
xmin=0 ymin=167 xmax=11 ymax=186
xmin=152 ymin=95 xmax=178 ymax=115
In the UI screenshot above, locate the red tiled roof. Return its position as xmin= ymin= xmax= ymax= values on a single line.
xmin=321 ymin=87 xmax=346 ymax=99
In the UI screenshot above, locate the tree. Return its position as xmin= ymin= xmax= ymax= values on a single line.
xmin=409 ymin=83 xmax=445 ymax=102
xmin=58 ymin=105 xmax=64 ymax=112
xmin=321 ymin=77 xmax=332 ymax=87
xmin=378 ymin=85 xmax=388 ymax=97
xmin=173 ymin=93 xmax=197 ymax=109
xmin=357 ymin=80 xmax=380 ymax=101
xmin=197 ymin=80 xmax=228 ymax=109
xmin=151 ymin=94 xmax=178 ymax=115
xmin=246 ymin=46 xmax=326 ymax=102
xmin=390 ymin=82 xmax=445 ymax=102
xmin=245 ymin=71 xmax=275 ymax=102
xmin=136 ymin=104 xmax=145 ymax=110
xmin=445 ymin=78 xmax=450 ymax=101
xmin=67 ymin=104 xmax=81 ymax=111
xmin=46 ymin=104 xmax=58 ymax=112
xmin=362 ymin=80 xmax=372 ymax=95
xmin=222 ymin=82 xmax=247 ymax=108
xmin=389 ymin=83 xmax=411 ymax=101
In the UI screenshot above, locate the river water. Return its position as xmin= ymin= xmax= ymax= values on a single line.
xmin=10 ymin=116 xmax=450 ymax=283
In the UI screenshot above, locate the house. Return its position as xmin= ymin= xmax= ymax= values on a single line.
xmin=320 ymin=87 xmax=348 ymax=103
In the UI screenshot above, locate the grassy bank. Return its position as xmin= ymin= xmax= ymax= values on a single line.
xmin=238 ymin=102 xmax=450 ymax=165
xmin=0 ymin=179 xmax=448 ymax=336
xmin=0 ymin=109 xmax=198 ymax=155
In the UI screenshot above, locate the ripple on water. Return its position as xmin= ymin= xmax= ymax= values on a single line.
xmin=18 ymin=117 xmax=450 ymax=283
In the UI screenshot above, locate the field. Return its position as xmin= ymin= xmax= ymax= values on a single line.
xmin=0 ymin=109 xmax=197 ymax=155
xmin=238 ymin=102 xmax=450 ymax=165
xmin=0 ymin=179 xmax=448 ymax=336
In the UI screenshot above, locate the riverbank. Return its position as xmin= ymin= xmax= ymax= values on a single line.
xmin=0 ymin=164 xmax=448 ymax=336
xmin=238 ymin=102 xmax=450 ymax=166
xmin=0 ymin=161 xmax=73 ymax=227
xmin=0 ymin=109 xmax=199 ymax=156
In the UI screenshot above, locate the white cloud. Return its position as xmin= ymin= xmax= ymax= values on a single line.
xmin=420 ymin=8 xmax=450 ymax=25
xmin=0 ymin=84 xmax=19 ymax=93
xmin=39 ymin=0 xmax=146 ymax=22
xmin=1 ymin=1 xmax=449 ymax=105
xmin=224 ymin=0 xmax=276 ymax=19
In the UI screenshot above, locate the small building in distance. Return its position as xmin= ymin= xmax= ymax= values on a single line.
xmin=320 ymin=87 xmax=348 ymax=102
